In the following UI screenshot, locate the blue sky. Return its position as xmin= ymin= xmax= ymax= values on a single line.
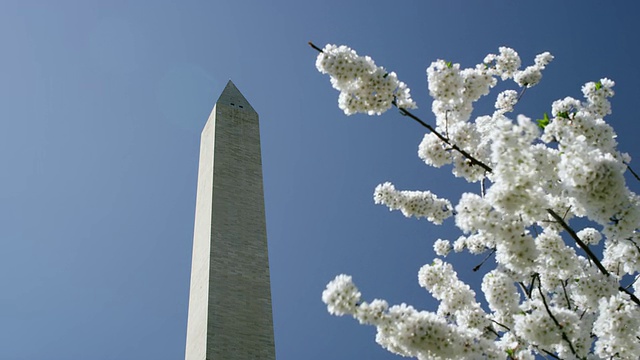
xmin=1 ymin=1 xmax=639 ymax=359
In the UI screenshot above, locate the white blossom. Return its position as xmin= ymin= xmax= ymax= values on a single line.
xmin=418 ymin=132 xmax=452 ymax=167
xmin=576 ymin=227 xmax=602 ymax=245
xmin=514 ymin=65 xmax=542 ymax=88
xmin=322 ymin=274 xmax=361 ymax=316
xmin=602 ymin=238 xmax=640 ymax=275
xmin=593 ymin=294 xmax=640 ymax=359
xmin=484 ymin=47 xmax=521 ymax=80
xmin=534 ymin=52 xmax=554 ymax=67
xmin=426 ymin=60 xmax=464 ymax=105
xmin=433 ymin=239 xmax=451 ymax=257
xmin=494 ymin=90 xmax=519 ymax=113
xmin=482 ymin=269 xmax=520 ymax=329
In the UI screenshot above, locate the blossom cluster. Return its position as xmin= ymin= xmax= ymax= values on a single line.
xmin=373 ymin=182 xmax=453 ymax=224
xmin=315 ymin=44 xmax=416 ymax=115
xmin=315 ymin=45 xmax=640 ymax=359
xmin=323 ymin=274 xmax=501 ymax=359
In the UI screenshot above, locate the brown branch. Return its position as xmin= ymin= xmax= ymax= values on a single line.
xmin=619 ymin=286 xmax=640 ymax=306
xmin=561 ymin=280 xmax=571 ymax=309
xmin=394 ymin=103 xmax=493 ymax=173
xmin=485 ymin=326 xmax=500 ymax=338
xmin=518 ymin=282 xmax=531 ymax=299
xmin=624 ymin=162 xmax=640 ymax=182
xmin=516 ymin=87 xmax=527 ymax=102
xmin=546 ymin=208 xmax=640 ymax=306
xmin=547 ymin=209 xmax=609 ymax=275
xmin=489 ymin=319 xmax=511 ymax=331
xmin=308 ymin=41 xmax=324 ymax=53
xmin=540 ymin=348 xmax=562 ymax=359
xmin=528 ymin=274 xmax=537 ymax=299
xmin=537 ymin=283 xmax=582 ymax=359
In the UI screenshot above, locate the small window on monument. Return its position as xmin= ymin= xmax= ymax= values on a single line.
xmin=239 ymin=105 xmax=244 ymax=108
xmin=230 ymin=102 xmax=235 ymax=106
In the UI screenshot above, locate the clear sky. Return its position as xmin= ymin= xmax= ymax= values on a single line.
xmin=1 ymin=1 xmax=640 ymax=359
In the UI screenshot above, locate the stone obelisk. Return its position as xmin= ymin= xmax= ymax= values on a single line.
xmin=185 ymin=81 xmax=276 ymax=360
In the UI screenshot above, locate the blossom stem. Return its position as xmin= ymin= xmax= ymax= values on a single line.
xmin=516 ymin=87 xmax=527 ymax=102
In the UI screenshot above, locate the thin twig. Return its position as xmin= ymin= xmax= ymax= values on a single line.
xmin=625 ymin=274 xmax=640 ymax=290
xmin=308 ymin=41 xmax=323 ymax=53
xmin=518 ymin=281 xmax=531 ymax=299
xmin=473 ymin=248 xmax=496 ymax=272
xmin=626 ymin=237 xmax=640 ymax=255
xmin=579 ymin=309 xmax=587 ymax=320
xmin=561 ymin=280 xmax=571 ymax=309
xmin=540 ymin=348 xmax=562 ymax=360
xmin=516 ymin=87 xmax=527 ymax=102
xmin=485 ymin=326 xmax=500 ymax=338
xmin=624 ymin=162 xmax=640 ymax=182
xmin=528 ymin=274 xmax=537 ymax=300
xmin=537 ymin=283 xmax=582 ymax=359
xmin=489 ymin=319 xmax=511 ymax=331
xmin=618 ymin=286 xmax=640 ymax=306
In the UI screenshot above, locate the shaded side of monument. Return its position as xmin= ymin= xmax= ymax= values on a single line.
xmin=185 ymin=80 xmax=276 ymax=360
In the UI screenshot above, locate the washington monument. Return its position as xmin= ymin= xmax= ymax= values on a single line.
xmin=185 ymin=81 xmax=276 ymax=359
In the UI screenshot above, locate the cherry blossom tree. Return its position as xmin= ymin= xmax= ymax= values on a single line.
xmin=310 ymin=42 xmax=640 ymax=360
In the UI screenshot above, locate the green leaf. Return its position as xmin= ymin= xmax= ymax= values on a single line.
xmin=506 ymin=349 xmax=515 ymax=358
xmin=595 ymin=80 xmax=602 ymax=90
xmin=536 ymin=112 xmax=550 ymax=129
xmin=557 ymin=111 xmax=569 ymax=119
xmin=446 ymin=61 xmax=453 ymax=69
